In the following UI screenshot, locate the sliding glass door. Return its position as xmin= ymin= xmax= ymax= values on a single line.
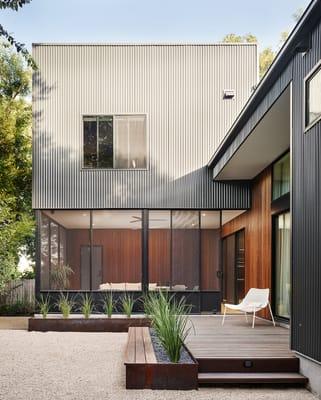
xmin=274 ymin=212 xmax=291 ymax=320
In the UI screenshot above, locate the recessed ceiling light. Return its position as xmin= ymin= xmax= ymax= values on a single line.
xmin=202 ymin=213 xmax=206 ymax=217
xmin=82 ymin=213 xmax=87 ymax=217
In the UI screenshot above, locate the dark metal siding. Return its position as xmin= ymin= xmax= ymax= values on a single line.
xmin=32 ymin=44 xmax=256 ymax=210
xmin=291 ymin=19 xmax=321 ymax=362
xmin=212 ymin=64 xmax=292 ymax=179
xmin=211 ymin=14 xmax=321 ymax=363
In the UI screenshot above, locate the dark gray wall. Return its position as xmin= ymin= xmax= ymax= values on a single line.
xmin=211 ymin=13 xmax=321 ymax=363
xmin=32 ymin=44 xmax=256 ymax=210
xmin=291 ymin=19 xmax=321 ymax=363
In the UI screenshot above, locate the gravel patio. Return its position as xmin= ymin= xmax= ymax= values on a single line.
xmin=0 ymin=327 xmax=317 ymax=400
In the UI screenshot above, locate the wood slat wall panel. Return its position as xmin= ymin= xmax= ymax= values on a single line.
xmin=221 ymin=168 xmax=272 ymax=318
xmin=148 ymin=230 xmax=171 ymax=285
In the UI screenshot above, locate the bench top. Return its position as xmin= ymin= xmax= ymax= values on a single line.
xmin=125 ymin=326 xmax=157 ymax=364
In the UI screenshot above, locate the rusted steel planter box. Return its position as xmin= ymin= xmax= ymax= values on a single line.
xmin=125 ymin=327 xmax=198 ymax=390
xmin=28 ymin=316 xmax=150 ymax=332
xmin=126 ymin=360 xmax=198 ymax=390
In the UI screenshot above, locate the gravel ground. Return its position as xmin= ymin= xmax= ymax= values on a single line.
xmin=0 ymin=330 xmax=316 ymax=400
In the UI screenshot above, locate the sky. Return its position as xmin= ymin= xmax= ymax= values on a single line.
xmin=1 ymin=0 xmax=311 ymax=52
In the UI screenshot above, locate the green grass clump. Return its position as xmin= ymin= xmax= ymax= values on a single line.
xmin=80 ymin=294 xmax=94 ymax=318
xmin=102 ymin=292 xmax=115 ymax=318
xmin=144 ymin=291 xmax=192 ymax=363
xmin=121 ymin=293 xmax=134 ymax=317
xmin=37 ymin=294 xmax=50 ymax=318
xmin=57 ymin=293 xmax=74 ymax=319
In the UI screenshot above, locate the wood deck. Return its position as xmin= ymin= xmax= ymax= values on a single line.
xmin=186 ymin=315 xmax=293 ymax=359
xmin=184 ymin=315 xmax=308 ymax=384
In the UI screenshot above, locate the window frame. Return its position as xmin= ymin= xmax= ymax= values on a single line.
xmin=304 ymin=60 xmax=321 ymax=133
xmin=81 ymin=113 xmax=148 ymax=171
xmin=272 ymin=151 xmax=290 ymax=201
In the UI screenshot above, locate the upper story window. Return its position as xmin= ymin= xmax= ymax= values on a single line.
xmin=305 ymin=65 xmax=321 ymax=129
xmin=83 ymin=115 xmax=147 ymax=169
xmin=272 ymin=152 xmax=290 ymax=201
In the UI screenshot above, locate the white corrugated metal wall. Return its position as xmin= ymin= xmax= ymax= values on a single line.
xmin=32 ymin=44 xmax=257 ymax=209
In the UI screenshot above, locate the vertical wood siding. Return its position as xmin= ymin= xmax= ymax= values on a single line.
xmin=32 ymin=44 xmax=257 ymax=209
xmin=221 ymin=167 xmax=272 ymax=319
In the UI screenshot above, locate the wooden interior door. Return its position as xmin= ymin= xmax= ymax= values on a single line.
xmin=222 ymin=229 xmax=245 ymax=304
xmin=222 ymin=234 xmax=236 ymax=304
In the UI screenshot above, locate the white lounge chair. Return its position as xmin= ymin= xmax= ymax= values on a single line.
xmin=222 ymin=288 xmax=275 ymax=328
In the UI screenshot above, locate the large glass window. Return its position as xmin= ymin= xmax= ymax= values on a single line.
xmin=274 ymin=212 xmax=291 ymax=320
xmin=272 ymin=152 xmax=290 ymax=200
xmin=148 ymin=211 xmax=171 ymax=290
xmin=92 ymin=210 xmax=142 ymax=291
xmin=172 ymin=211 xmax=200 ymax=290
xmin=40 ymin=209 xmax=221 ymax=293
xmin=40 ymin=211 xmax=90 ymax=290
xmin=200 ymin=211 xmax=220 ymax=290
xmin=83 ymin=115 xmax=146 ymax=169
xmin=306 ymin=66 xmax=321 ymax=128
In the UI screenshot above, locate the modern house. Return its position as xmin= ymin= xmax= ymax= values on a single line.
xmin=32 ymin=42 xmax=257 ymax=312
xmin=32 ymin=0 xmax=321 ymax=394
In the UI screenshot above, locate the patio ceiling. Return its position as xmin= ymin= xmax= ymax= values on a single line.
xmin=215 ymin=85 xmax=291 ymax=181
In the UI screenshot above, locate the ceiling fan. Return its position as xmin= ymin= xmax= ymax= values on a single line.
xmin=130 ymin=215 xmax=166 ymax=223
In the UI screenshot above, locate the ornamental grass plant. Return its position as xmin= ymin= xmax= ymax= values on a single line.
xmin=144 ymin=290 xmax=192 ymax=363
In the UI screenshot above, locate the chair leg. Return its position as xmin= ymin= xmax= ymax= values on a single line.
xmin=244 ymin=312 xmax=248 ymax=323
xmin=252 ymin=307 xmax=256 ymax=328
xmin=268 ymin=302 xmax=276 ymax=327
xmin=222 ymin=305 xmax=227 ymax=326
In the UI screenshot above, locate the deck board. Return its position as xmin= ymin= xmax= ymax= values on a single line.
xmin=186 ymin=315 xmax=294 ymax=359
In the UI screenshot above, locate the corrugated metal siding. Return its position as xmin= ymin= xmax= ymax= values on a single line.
xmin=212 ymin=63 xmax=293 ymax=178
xmin=291 ymin=20 xmax=321 ymax=363
xmin=209 ymin=18 xmax=321 ymax=363
xmin=32 ymin=44 xmax=256 ymax=209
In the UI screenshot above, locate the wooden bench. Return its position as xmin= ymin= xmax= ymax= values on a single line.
xmin=124 ymin=326 xmax=198 ymax=390
xmin=125 ymin=327 xmax=157 ymax=365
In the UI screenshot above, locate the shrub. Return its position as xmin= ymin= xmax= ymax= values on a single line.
xmin=121 ymin=293 xmax=134 ymax=317
xmin=144 ymin=291 xmax=192 ymax=363
xmin=37 ymin=294 xmax=50 ymax=318
xmin=102 ymin=292 xmax=115 ymax=318
xmin=57 ymin=293 xmax=74 ymax=319
xmin=0 ymin=298 xmax=34 ymax=316
xmin=80 ymin=294 xmax=94 ymax=319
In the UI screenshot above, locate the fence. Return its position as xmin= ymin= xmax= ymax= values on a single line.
xmin=2 ymin=279 xmax=35 ymax=305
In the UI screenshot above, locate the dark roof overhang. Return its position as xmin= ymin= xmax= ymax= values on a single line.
xmin=208 ymin=0 xmax=321 ymax=170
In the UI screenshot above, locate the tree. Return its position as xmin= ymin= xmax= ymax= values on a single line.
xmin=0 ymin=0 xmax=35 ymax=68
xmin=221 ymin=8 xmax=305 ymax=79
xmin=221 ymin=33 xmax=257 ymax=44
xmin=0 ymin=45 xmax=34 ymax=293
xmin=259 ymin=47 xmax=275 ymax=79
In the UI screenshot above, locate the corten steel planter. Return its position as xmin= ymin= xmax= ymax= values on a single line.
xmin=28 ymin=316 xmax=150 ymax=332
xmin=125 ymin=327 xmax=198 ymax=390
xmin=125 ymin=357 xmax=198 ymax=390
